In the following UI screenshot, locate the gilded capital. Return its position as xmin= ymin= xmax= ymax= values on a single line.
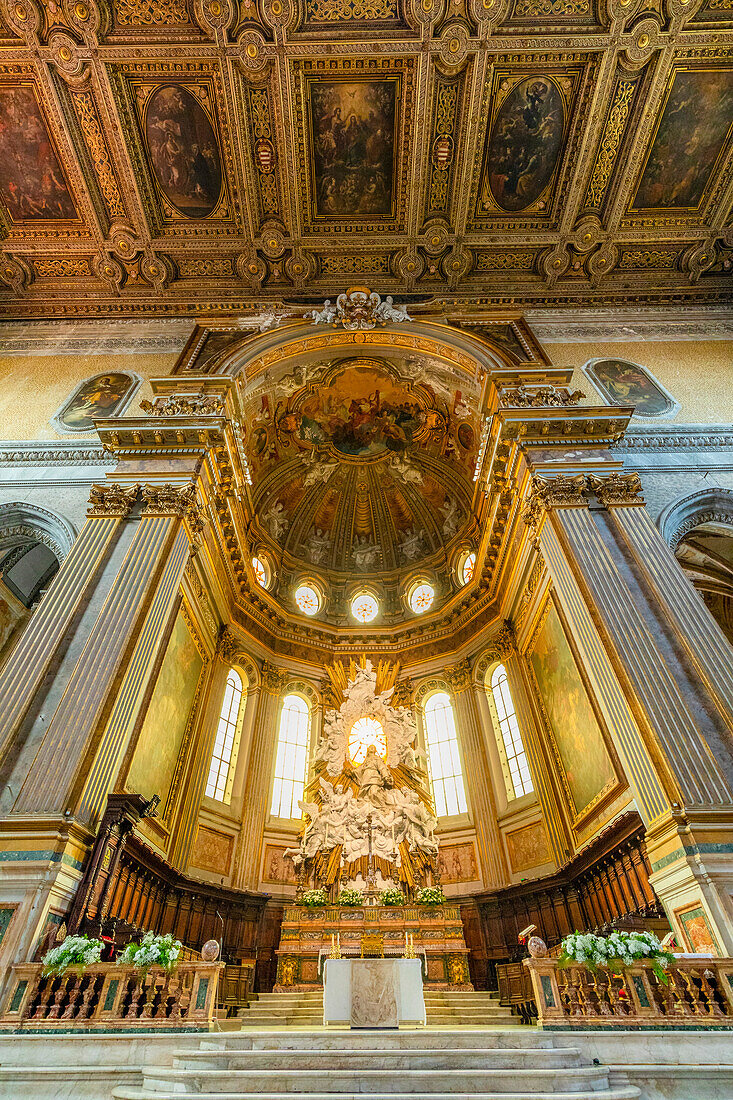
xmin=141 ymin=482 xmax=199 ymax=516
xmin=445 ymin=658 xmax=473 ymax=693
xmin=87 ymin=483 xmax=139 ymax=517
xmin=587 ymin=472 xmax=644 ymax=507
xmin=217 ymin=626 xmax=242 ymax=663
xmin=523 ymin=473 xmax=587 ymax=532
xmin=261 ymin=661 xmax=287 ymax=694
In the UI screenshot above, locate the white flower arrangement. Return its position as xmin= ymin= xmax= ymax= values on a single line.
xmin=336 ymin=887 xmax=364 ymax=907
xmin=42 ymin=934 xmax=103 ymax=976
xmin=559 ymin=930 xmax=675 ymax=984
xmin=380 ymin=887 xmax=406 ymax=906
xmin=300 ymin=888 xmax=329 ymax=908
xmin=117 ymin=931 xmax=182 ymax=972
xmin=415 ymin=886 xmax=446 ymax=906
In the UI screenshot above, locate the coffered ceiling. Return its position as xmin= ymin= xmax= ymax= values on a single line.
xmin=0 ymin=0 xmax=731 ymax=316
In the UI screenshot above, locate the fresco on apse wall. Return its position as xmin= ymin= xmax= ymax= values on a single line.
xmin=53 ymin=373 xmax=139 ymax=432
xmin=144 ymin=84 xmax=223 ymax=218
xmin=126 ymin=609 xmax=203 ymax=809
xmin=309 ymin=79 xmax=398 ymax=217
xmin=294 ymin=364 xmax=422 ymax=456
xmin=0 ymin=86 xmax=78 ymax=222
xmin=584 ymin=359 xmax=674 ymax=418
xmin=529 ymin=600 xmax=615 ymax=818
xmin=483 ymin=76 xmax=566 ymax=212
xmin=632 ymin=68 xmax=733 ymax=211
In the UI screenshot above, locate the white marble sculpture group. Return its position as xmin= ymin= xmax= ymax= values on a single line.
xmin=305 ymin=288 xmax=412 ymax=331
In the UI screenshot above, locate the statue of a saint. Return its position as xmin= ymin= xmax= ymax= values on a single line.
xmin=355 ymin=745 xmax=393 ymax=808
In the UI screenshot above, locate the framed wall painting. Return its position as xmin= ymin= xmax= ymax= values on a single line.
xmin=50 ymin=371 xmax=142 ymax=433
xmin=582 ymin=358 xmax=680 ymax=420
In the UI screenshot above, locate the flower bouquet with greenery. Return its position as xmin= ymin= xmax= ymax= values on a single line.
xmin=42 ymin=934 xmax=103 ymax=976
xmin=380 ymin=887 xmax=406 ymax=906
xmin=559 ymin=930 xmax=675 ymax=984
xmin=415 ymin=886 xmax=446 ymax=906
xmin=337 ymin=887 xmax=364 ymax=907
xmin=117 ymin=931 xmax=182 ymax=972
xmin=299 ymin=888 xmax=329 ymax=908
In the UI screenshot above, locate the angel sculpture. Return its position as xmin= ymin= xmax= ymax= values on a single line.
xmin=373 ymin=295 xmax=412 ymax=325
xmin=305 ymin=300 xmax=338 ymax=326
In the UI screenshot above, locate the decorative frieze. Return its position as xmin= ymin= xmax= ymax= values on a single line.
xmin=500 ymin=385 xmax=585 ymax=408
xmin=139 ymin=394 xmax=225 ymax=417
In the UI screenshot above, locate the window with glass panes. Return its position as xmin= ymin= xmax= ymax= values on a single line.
xmin=491 ymin=663 xmax=533 ymax=798
xmin=271 ymin=694 xmax=311 ymax=818
xmin=205 ymin=669 xmax=243 ymax=802
xmin=423 ymin=691 xmax=468 ymax=817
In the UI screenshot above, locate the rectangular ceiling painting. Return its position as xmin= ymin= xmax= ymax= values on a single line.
xmin=0 ymin=84 xmax=78 ymax=223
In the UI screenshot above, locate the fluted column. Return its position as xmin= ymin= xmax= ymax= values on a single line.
xmin=12 ymin=484 xmax=204 ymax=817
xmin=446 ymin=660 xmax=507 ymax=888
xmin=0 ymin=483 xmax=137 ymax=772
xmin=528 ymin=472 xmax=733 ymax=953
xmin=232 ymin=663 xmax=287 ymax=891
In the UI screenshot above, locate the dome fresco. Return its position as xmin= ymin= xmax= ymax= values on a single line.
xmin=243 ymin=355 xmax=480 ymax=583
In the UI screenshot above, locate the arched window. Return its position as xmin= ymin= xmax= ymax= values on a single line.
xmin=271 ymin=694 xmax=311 ymax=819
xmin=423 ymin=692 xmax=467 ymax=817
xmin=490 ymin=664 xmax=533 ymax=799
xmin=205 ymin=669 xmax=244 ymax=802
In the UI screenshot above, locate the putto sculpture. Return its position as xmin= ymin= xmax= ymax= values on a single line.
xmin=305 ymin=286 xmax=412 ymax=331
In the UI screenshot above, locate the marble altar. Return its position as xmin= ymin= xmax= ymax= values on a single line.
xmin=323 ymin=957 xmax=426 ymax=1027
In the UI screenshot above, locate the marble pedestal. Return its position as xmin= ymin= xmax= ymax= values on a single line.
xmin=323 ymin=957 xmax=426 ymax=1028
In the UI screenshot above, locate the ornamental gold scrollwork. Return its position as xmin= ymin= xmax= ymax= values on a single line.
xmin=586 ymin=80 xmax=635 ymax=210
xmin=513 ymin=0 xmax=589 ymax=15
xmin=618 ymin=250 xmax=679 ymax=270
xmin=261 ymin=661 xmax=288 ymax=693
xmin=140 ymin=394 xmax=225 ymax=417
xmin=34 ymin=258 xmax=91 ymax=277
xmin=70 ymin=91 xmax=126 ymax=220
xmin=428 ymin=80 xmax=458 ymax=215
xmin=474 ymin=253 xmax=535 ymax=272
xmin=247 ymin=86 xmax=279 ymax=217
xmin=305 ymin=0 xmax=396 ymax=19
xmin=87 ymin=483 xmax=139 ymax=516
xmin=114 ymin=0 xmax=191 ymax=25
xmin=500 ymin=384 xmax=585 ymax=408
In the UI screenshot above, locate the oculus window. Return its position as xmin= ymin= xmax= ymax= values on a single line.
xmin=491 ymin=664 xmax=533 ymax=799
xmin=205 ymin=669 xmax=244 ymax=802
xmin=294 ymin=584 xmax=321 ymax=616
xmin=423 ymin=691 xmax=467 ymax=817
xmin=271 ymin=694 xmax=311 ymax=819
xmin=348 ymin=715 xmax=387 ymax=764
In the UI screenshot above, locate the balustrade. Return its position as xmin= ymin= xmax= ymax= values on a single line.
xmin=525 ymin=956 xmax=733 ymax=1028
xmin=0 ymin=961 xmax=221 ymax=1030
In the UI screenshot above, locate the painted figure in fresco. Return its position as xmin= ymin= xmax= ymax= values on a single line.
xmin=57 ymin=373 xmax=134 ymax=431
xmin=634 ymin=68 xmax=733 ymax=210
xmin=310 ymin=81 xmax=396 ymax=217
xmin=485 ymin=77 xmax=565 ymax=213
xmin=145 ymin=84 xmax=222 ymax=218
xmin=586 ymin=360 xmax=672 ymax=417
xmin=0 ymin=87 xmax=77 ymax=222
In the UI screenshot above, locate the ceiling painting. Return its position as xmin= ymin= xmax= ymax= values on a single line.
xmin=474 ymin=64 xmax=586 ymax=224
xmin=309 ymin=79 xmax=398 ymax=219
xmin=631 ymin=66 xmax=733 ymax=213
xmin=143 ymin=84 xmax=222 ymax=218
xmin=0 ymin=12 xmax=732 ymax=312
xmin=0 ymin=84 xmax=79 ymax=224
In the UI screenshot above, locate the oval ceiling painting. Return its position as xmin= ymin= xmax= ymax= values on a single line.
xmin=145 ymin=84 xmax=222 ymax=218
xmin=487 ymin=77 xmax=565 ymax=212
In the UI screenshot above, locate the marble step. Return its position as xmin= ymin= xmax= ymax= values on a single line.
xmin=172 ymin=1047 xmax=584 ymax=1071
xmin=114 ymin=1084 xmax=641 ymax=1100
xmin=202 ymin=1029 xmax=552 ymax=1049
xmin=140 ymin=1065 xmax=617 ymax=1094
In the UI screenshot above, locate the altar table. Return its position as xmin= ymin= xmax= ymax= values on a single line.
xmin=323 ymin=957 xmax=426 ymax=1028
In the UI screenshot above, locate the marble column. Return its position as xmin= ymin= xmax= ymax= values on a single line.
xmin=232 ymin=663 xmax=287 ymax=891
xmin=445 ymin=661 xmax=507 ymax=888
xmin=529 ymin=472 xmax=733 ymax=952
xmin=12 ymin=483 xmax=203 ymax=819
xmin=0 ymin=483 xmax=137 ymax=773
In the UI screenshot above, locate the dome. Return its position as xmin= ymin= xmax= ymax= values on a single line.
xmin=244 ymin=353 xmax=480 ymax=596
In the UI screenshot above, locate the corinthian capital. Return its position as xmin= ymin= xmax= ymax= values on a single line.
xmin=87 ymin=483 xmax=139 ymax=517
xmin=587 ymin=472 xmax=644 ymax=507
xmin=523 ymin=473 xmax=587 ymax=532
xmin=445 ymin=659 xmax=473 ymax=693
xmin=141 ymin=483 xmax=199 ymax=516
xmin=261 ymin=661 xmax=287 ymax=693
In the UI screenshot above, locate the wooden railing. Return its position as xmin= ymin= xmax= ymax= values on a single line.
xmin=525 ymin=956 xmax=733 ymax=1028
xmin=0 ymin=961 xmax=222 ymax=1031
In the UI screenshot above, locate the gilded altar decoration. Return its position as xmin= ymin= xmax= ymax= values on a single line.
xmin=500 ymin=384 xmax=584 ymax=408
xmin=140 ymin=394 xmax=225 ymax=417
xmin=285 ymin=658 xmax=439 ymax=901
xmin=306 ymin=287 xmax=411 ymax=330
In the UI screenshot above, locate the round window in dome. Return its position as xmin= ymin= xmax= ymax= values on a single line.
xmin=348 ymin=715 xmax=387 ymax=764
xmin=460 ymin=551 xmax=476 ymax=585
xmin=350 ymin=591 xmax=379 ymax=624
xmin=252 ymin=556 xmax=270 ymax=589
xmin=409 ymin=581 xmax=435 ymax=615
xmin=294 ymin=584 xmax=321 ymax=616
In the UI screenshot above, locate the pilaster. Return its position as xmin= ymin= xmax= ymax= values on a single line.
xmin=445 ymin=660 xmax=508 ymax=889
xmin=232 ymin=663 xmax=288 ymax=891
xmin=0 ymin=484 xmax=137 ymax=773
xmin=11 ymin=483 xmax=204 ymax=819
